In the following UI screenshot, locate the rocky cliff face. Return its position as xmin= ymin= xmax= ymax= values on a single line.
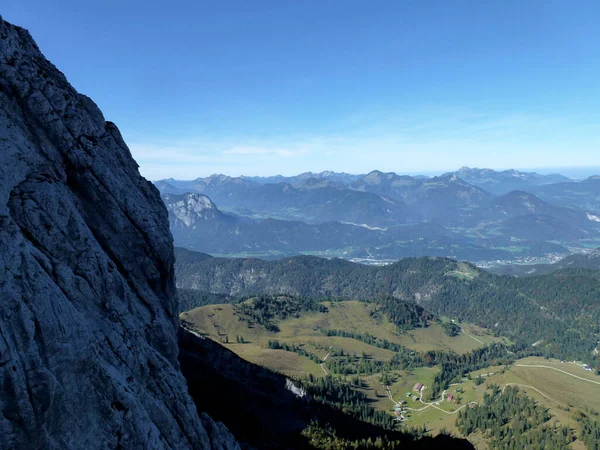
xmin=163 ymin=192 xmax=232 ymax=230
xmin=0 ymin=17 xmax=238 ymax=449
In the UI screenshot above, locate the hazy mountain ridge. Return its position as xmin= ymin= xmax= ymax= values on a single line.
xmin=348 ymin=172 xmax=494 ymax=224
xmin=442 ymin=166 xmax=572 ymax=195
xmin=530 ymin=176 xmax=600 ymax=213
xmin=159 ymin=168 xmax=600 ymax=263
xmin=157 ymin=168 xmax=600 ymax=229
xmin=163 ymin=180 xmax=414 ymax=227
xmin=241 ymin=170 xmax=365 ymax=185
xmin=162 ymin=193 xmax=562 ymax=262
xmin=476 ymin=191 xmax=599 ymax=240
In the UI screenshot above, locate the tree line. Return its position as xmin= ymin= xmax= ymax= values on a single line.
xmin=456 ymin=385 xmax=573 ymax=449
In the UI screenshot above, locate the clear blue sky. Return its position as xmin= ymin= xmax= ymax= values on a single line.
xmin=4 ymin=1 xmax=600 ymax=179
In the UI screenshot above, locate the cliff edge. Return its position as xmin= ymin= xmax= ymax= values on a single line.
xmin=0 ymin=17 xmax=237 ymax=449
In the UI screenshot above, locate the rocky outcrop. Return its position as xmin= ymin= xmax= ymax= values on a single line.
xmin=0 ymin=17 xmax=238 ymax=449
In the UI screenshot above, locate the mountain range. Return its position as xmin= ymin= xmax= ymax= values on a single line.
xmin=443 ymin=167 xmax=571 ymax=195
xmin=158 ymin=168 xmax=600 ymax=265
xmin=163 ymin=192 xmax=523 ymax=261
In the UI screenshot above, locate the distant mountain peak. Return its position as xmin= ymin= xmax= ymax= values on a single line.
xmin=455 ymin=166 xmax=493 ymax=174
xmin=162 ymin=192 xmax=219 ymax=225
xmin=318 ymin=170 xmax=336 ymax=177
xmin=163 ymin=191 xmax=216 ymax=209
xmin=361 ymin=170 xmax=400 ymax=183
xmin=436 ymin=173 xmax=466 ymax=183
xmin=207 ymin=173 xmax=231 ymax=182
xmin=366 ymin=169 xmax=397 ymax=176
xmin=296 ymin=177 xmax=342 ymax=189
xmin=443 ymin=167 xmax=572 ymax=195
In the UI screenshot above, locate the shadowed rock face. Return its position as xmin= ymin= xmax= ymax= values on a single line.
xmin=0 ymin=17 xmax=237 ymax=449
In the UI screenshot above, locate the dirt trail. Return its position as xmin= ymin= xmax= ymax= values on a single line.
xmin=319 ymin=346 xmax=332 ymax=375
xmin=515 ymin=364 xmax=600 ymax=386
xmin=501 ymin=383 xmax=567 ymax=408
xmin=461 ymin=327 xmax=484 ymax=345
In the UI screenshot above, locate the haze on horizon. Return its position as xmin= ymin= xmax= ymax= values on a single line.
xmin=158 ymin=165 xmax=600 ymax=183
xmin=5 ymin=1 xmax=600 ymax=179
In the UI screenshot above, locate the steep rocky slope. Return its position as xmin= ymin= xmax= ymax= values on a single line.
xmin=0 ymin=17 xmax=237 ymax=449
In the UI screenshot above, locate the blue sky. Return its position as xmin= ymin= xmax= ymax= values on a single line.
xmin=4 ymin=1 xmax=600 ymax=179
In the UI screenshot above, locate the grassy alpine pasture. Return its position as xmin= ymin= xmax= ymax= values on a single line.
xmin=445 ymin=261 xmax=480 ymax=280
xmin=451 ymin=356 xmax=600 ymax=450
xmin=365 ymin=356 xmax=600 ymax=446
xmin=335 ymin=364 xmax=495 ymax=445
xmin=182 ymin=299 xmax=600 ymax=448
xmin=396 ymin=320 xmax=505 ymax=354
xmin=436 ymin=356 xmax=600 ymax=449
xmin=383 ymin=368 xmax=488 ymax=433
xmin=225 ymin=344 xmax=325 ymax=378
xmin=488 ymin=356 xmax=600 ymax=415
xmin=180 ymin=299 xmax=502 ymax=377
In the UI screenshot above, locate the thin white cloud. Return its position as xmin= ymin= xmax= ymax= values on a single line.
xmin=222 ymin=146 xmax=307 ymax=158
xmin=126 ymin=107 xmax=600 ymax=180
xmin=222 ymin=147 xmax=270 ymax=155
xmin=129 ymin=144 xmax=223 ymax=164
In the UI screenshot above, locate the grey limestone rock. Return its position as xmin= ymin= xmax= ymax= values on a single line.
xmin=0 ymin=16 xmax=238 ymax=450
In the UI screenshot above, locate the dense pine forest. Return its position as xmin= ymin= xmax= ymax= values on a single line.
xmin=578 ymin=411 xmax=600 ymax=450
xmin=457 ymin=385 xmax=575 ymax=449
xmin=299 ymin=375 xmax=399 ymax=430
xmin=234 ymin=295 xmax=328 ymax=331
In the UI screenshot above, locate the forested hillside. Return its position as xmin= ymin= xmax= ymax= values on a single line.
xmin=491 ymin=248 xmax=600 ymax=276
xmin=175 ymin=248 xmax=600 ymax=363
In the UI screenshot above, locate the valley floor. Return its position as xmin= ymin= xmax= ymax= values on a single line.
xmin=182 ymin=301 xmax=600 ymax=449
